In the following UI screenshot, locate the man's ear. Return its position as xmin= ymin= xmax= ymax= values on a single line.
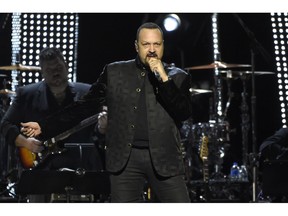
xmin=135 ymin=40 xmax=139 ymax=53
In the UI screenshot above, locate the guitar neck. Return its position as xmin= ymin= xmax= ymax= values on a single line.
xmin=202 ymin=158 xmax=209 ymax=182
xmin=200 ymin=135 xmax=209 ymax=183
xmin=44 ymin=113 xmax=99 ymax=145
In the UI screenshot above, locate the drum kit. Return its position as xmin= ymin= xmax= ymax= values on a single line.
xmin=181 ymin=60 xmax=275 ymax=187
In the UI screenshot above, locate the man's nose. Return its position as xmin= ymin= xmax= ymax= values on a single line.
xmin=148 ymin=44 xmax=156 ymax=52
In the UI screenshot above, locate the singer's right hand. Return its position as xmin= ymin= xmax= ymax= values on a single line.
xmin=21 ymin=122 xmax=42 ymax=137
xmin=148 ymin=57 xmax=162 ymax=73
xmin=97 ymin=106 xmax=108 ymax=134
xmin=148 ymin=57 xmax=169 ymax=82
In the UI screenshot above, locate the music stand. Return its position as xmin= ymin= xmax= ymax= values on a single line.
xmin=16 ymin=170 xmax=110 ymax=202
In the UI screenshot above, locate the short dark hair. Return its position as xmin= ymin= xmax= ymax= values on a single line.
xmin=136 ymin=22 xmax=163 ymax=42
xmin=39 ymin=47 xmax=65 ymax=66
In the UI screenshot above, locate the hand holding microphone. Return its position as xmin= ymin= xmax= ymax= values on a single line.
xmin=147 ymin=56 xmax=169 ymax=82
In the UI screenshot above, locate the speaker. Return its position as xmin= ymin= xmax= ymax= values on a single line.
xmin=262 ymin=160 xmax=288 ymax=196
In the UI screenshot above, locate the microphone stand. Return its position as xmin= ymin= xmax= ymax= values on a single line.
xmin=232 ymin=14 xmax=273 ymax=202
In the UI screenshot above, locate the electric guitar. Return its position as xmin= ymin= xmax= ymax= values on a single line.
xmin=199 ymin=134 xmax=210 ymax=201
xmin=19 ymin=114 xmax=99 ymax=169
xmin=199 ymin=134 xmax=209 ymax=182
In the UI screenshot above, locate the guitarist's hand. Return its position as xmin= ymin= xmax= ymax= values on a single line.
xmin=25 ymin=137 xmax=44 ymax=153
xmin=21 ymin=122 xmax=42 ymax=137
xmin=15 ymin=134 xmax=44 ymax=153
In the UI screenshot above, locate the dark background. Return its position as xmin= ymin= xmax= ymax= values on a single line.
xmin=0 ymin=13 xmax=281 ymax=174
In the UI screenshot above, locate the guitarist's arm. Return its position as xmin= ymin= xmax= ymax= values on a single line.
xmin=96 ymin=106 xmax=108 ymax=135
xmin=15 ymin=133 xmax=43 ymax=153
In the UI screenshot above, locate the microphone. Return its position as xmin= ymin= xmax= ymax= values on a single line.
xmin=152 ymin=68 xmax=158 ymax=76
xmin=153 ymin=68 xmax=162 ymax=81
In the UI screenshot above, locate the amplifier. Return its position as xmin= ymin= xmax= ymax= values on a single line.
xmin=262 ymin=160 xmax=288 ymax=196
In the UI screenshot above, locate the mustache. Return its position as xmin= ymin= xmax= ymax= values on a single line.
xmin=147 ymin=53 xmax=157 ymax=58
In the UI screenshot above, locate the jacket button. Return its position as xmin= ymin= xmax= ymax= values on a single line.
xmin=136 ymin=88 xmax=141 ymax=92
xmin=128 ymin=143 xmax=132 ymax=147
xmin=141 ymin=72 xmax=145 ymax=77
xmin=133 ymin=106 xmax=137 ymax=110
xmin=130 ymin=124 xmax=135 ymax=129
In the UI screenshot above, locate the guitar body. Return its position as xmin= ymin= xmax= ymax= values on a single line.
xmin=19 ymin=147 xmax=37 ymax=169
xmin=18 ymin=141 xmax=65 ymax=169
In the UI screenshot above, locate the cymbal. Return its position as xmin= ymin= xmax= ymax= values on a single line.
xmin=185 ymin=61 xmax=251 ymax=70
xmin=0 ymin=64 xmax=41 ymax=71
xmin=0 ymin=89 xmax=16 ymax=97
xmin=189 ymin=88 xmax=213 ymax=94
xmin=220 ymin=70 xmax=275 ymax=78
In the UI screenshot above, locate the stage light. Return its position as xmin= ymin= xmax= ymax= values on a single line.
xmin=271 ymin=13 xmax=288 ymax=127
xmin=163 ymin=14 xmax=181 ymax=32
xmin=11 ymin=13 xmax=79 ymax=90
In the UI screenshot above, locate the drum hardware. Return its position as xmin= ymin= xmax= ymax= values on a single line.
xmin=239 ymin=72 xmax=252 ymax=167
xmin=185 ymin=15 xmax=274 ymax=202
xmin=219 ymin=70 xmax=275 ymax=167
xmin=183 ymin=66 xmax=275 ymax=200
xmin=233 ymin=13 xmax=276 ymax=202
xmin=209 ymin=65 xmax=231 ymax=179
xmin=184 ymin=61 xmax=238 ymax=181
xmin=185 ymin=61 xmax=251 ymax=71
xmin=0 ymin=89 xmax=15 ymax=112
xmin=220 ymin=70 xmax=275 ymax=78
xmin=0 ymin=54 xmax=41 ymax=88
xmin=0 ymin=64 xmax=41 ymax=71
xmin=0 ymin=78 xmax=15 ymax=111
xmin=189 ymin=88 xmax=213 ymax=94
xmin=222 ymin=70 xmax=234 ymax=118
xmin=188 ymin=179 xmax=250 ymax=202
xmin=0 ymin=89 xmax=16 ymax=97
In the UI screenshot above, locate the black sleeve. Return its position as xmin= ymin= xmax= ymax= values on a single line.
xmin=157 ymin=73 xmax=193 ymax=122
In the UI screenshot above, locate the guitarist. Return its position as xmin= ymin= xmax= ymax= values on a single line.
xmin=0 ymin=47 xmax=102 ymax=174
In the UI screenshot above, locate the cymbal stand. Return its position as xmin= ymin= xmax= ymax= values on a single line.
xmin=223 ymin=70 xmax=234 ymax=118
xmin=214 ymin=68 xmax=223 ymax=120
xmin=232 ymin=13 xmax=272 ymax=202
xmin=240 ymin=74 xmax=250 ymax=167
xmin=249 ymin=50 xmax=259 ymax=203
xmin=15 ymin=53 xmax=23 ymax=88
xmin=1 ymin=79 xmax=12 ymax=111
xmin=210 ymin=67 xmax=226 ymax=179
